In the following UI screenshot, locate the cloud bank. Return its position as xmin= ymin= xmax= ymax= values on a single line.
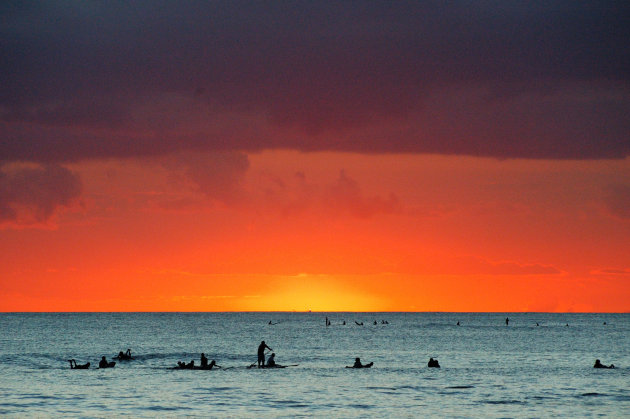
xmin=1 ymin=1 xmax=629 ymax=163
xmin=0 ymin=163 xmax=82 ymax=225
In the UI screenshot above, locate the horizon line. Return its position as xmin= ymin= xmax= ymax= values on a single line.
xmin=2 ymin=310 xmax=629 ymax=314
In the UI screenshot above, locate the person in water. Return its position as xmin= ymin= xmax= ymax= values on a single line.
xmin=347 ymin=357 xmax=373 ymax=368
xmin=99 ymin=356 xmax=114 ymax=368
xmin=116 ymin=349 xmax=132 ymax=360
xmin=505 ymin=317 xmax=509 ymax=326
xmin=266 ymin=353 xmax=277 ymax=367
xmin=68 ymin=359 xmax=90 ymax=369
xmin=428 ymin=357 xmax=440 ymax=368
xmin=594 ymin=359 xmax=615 ymax=369
xmin=258 ymin=341 xmax=273 ymax=368
xmin=200 ymin=353 xmax=208 ymax=368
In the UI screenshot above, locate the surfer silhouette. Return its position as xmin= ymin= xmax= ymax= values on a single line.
xmin=347 ymin=357 xmax=373 ymax=368
xmin=594 ymin=359 xmax=615 ymax=369
xmin=428 ymin=357 xmax=440 ymax=368
xmin=68 ymin=359 xmax=90 ymax=369
xmin=258 ymin=341 xmax=272 ymax=368
xmin=99 ymin=356 xmax=115 ymax=368
xmin=116 ymin=349 xmax=132 ymax=360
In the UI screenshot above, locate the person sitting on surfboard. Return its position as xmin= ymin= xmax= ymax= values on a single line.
xmin=428 ymin=357 xmax=440 ymax=368
xmin=258 ymin=341 xmax=273 ymax=368
xmin=347 ymin=357 xmax=373 ymax=368
xmin=200 ymin=353 xmax=208 ymax=368
xmin=266 ymin=353 xmax=277 ymax=367
xmin=594 ymin=359 xmax=614 ymax=369
xmin=68 ymin=359 xmax=90 ymax=369
xmin=99 ymin=356 xmax=115 ymax=368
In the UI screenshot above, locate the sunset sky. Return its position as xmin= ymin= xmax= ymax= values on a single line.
xmin=1 ymin=2 xmax=629 ymax=312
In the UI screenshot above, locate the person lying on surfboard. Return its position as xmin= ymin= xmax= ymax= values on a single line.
xmin=115 ymin=349 xmax=133 ymax=360
xmin=346 ymin=357 xmax=373 ymax=368
xmin=594 ymin=359 xmax=614 ymax=369
xmin=68 ymin=359 xmax=90 ymax=369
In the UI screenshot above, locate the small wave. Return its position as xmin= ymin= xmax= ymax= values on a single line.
xmin=348 ymin=404 xmax=373 ymax=409
xmin=580 ymin=392 xmax=605 ymax=397
xmin=485 ymin=400 xmax=525 ymax=405
xmin=366 ymin=386 xmax=396 ymax=391
xmin=146 ymin=405 xmax=190 ymax=411
xmin=196 ymin=386 xmax=233 ymax=392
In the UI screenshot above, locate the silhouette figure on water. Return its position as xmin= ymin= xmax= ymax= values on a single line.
xmin=68 ymin=359 xmax=90 ymax=369
xmin=266 ymin=353 xmax=277 ymax=367
xmin=342 ymin=320 xmax=346 ymax=325
xmin=258 ymin=340 xmax=273 ymax=368
xmin=428 ymin=357 xmax=440 ymax=368
xmin=505 ymin=317 xmax=509 ymax=326
xmin=594 ymin=359 xmax=615 ymax=369
xmin=99 ymin=356 xmax=115 ymax=368
xmin=355 ymin=321 xmax=364 ymax=326
xmin=116 ymin=349 xmax=132 ymax=360
xmin=201 ymin=353 xmax=208 ymax=368
xmin=346 ymin=357 xmax=373 ymax=368
xmin=456 ymin=321 xmax=460 ymax=326
xmin=176 ymin=360 xmax=196 ymax=369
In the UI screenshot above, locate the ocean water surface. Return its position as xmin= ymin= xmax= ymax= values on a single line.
xmin=0 ymin=312 xmax=628 ymax=417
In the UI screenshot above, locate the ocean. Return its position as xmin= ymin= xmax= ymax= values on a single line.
xmin=0 ymin=312 xmax=628 ymax=417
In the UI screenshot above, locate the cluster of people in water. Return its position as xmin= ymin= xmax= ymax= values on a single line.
xmin=68 ymin=348 xmax=133 ymax=369
xmin=322 ymin=317 xmax=389 ymax=326
xmin=67 ymin=318 xmax=616 ymax=371
xmin=176 ymin=353 xmax=221 ymax=370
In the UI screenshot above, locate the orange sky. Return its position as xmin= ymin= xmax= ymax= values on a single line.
xmin=1 ymin=152 xmax=629 ymax=312
xmin=3 ymin=3 xmax=630 ymax=312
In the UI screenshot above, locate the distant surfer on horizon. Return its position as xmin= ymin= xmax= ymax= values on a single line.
xmin=258 ymin=340 xmax=273 ymax=368
xmin=505 ymin=317 xmax=509 ymax=326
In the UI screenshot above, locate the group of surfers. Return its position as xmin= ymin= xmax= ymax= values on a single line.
xmin=67 ymin=343 xmax=615 ymax=371
xmin=323 ymin=317 xmax=389 ymax=326
xmin=68 ymin=348 xmax=132 ymax=369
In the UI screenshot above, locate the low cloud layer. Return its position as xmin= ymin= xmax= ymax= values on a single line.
xmin=2 ymin=2 xmax=629 ymax=162
xmin=604 ymin=184 xmax=630 ymax=220
xmin=0 ymin=164 xmax=82 ymax=225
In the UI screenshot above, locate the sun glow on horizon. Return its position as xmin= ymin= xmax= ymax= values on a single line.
xmin=238 ymin=274 xmax=388 ymax=312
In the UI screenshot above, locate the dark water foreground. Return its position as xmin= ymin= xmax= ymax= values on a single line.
xmin=1 ymin=312 xmax=628 ymax=417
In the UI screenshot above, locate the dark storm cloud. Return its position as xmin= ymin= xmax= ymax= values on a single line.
xmin=1 ymin=1 xmax=629 ymax=161
xmin=604 ymin=184 xmax=630 ymax=220
xmin=0 ymin=163 xmax=82 ymax=224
